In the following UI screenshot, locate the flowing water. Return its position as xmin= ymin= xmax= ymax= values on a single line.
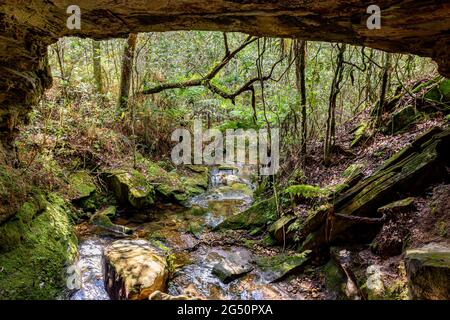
xmin=68 ymin=165 xmax=302 ymax=300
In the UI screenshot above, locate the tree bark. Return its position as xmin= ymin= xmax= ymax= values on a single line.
xmin=118 ymin=34 xmax=138 ymax=109
xmin=324 ymin=44 xmax=346 ymax=166
xmin=92 ymin=40 xmax=103 ymax=95
xmin=376 ymin=52 xmax=392 ymax=126
xmin=294 ymin=40 xmax=308 ymax=166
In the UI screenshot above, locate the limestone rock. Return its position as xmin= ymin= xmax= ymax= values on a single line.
xmin=405 ymin=243 xmax=450 ymax=300
xmin=103 ymin=240 xmax=168 ymax=300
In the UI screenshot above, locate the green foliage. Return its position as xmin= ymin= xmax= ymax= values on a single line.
xmin=284 ymin=184 xmax=328 ymax=201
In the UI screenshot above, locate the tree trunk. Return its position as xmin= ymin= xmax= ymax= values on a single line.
xmin=294 ymin=40 xmax=308 ymax=166
xmin=324 ymin=44 xmax=346 ymax=166
xmin=118 ymin=34 xmax=138 ymax=109
xmin=92 ymin=40 xmax=103 ymax=95
xmin=376 ymin=52 xmax=392 ymax=126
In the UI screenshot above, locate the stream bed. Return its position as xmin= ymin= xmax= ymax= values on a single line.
xmin=68 ymin=166 xmax=304 ymax=300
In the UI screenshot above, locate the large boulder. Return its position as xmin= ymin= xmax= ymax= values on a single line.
xmin=214 ymin=197 xmax=277 ymax=233
xmin=255 ymin=250 xmax=311 ymax=283
xmin=104 ymin=169 xmax=155 ymax=209
xmin=212 ymin=249 xmax=253 ymax=284
xmin=68 ymin=171 xmax=96 ymax=200
xmin=103 ymin=240 xmax=168 ymax=300
xmin=0 ymin=193 xmax=78 ymax=299
xmin=405 ymin=243 xmax=450 ymax=300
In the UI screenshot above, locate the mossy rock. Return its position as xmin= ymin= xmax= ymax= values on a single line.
xmin=405 ymin=243 xmax=450 ymax=299
xmin=323 ymin=260 xmax=347 ymax=299
xmin=0 ymin=165 xmax=30 ymax=224
xmin=377 ymin=197 xmax=415 ymax=214
xmin=322 ymin=128 xmax=450 ymax=248
xmin=214 ymin=197 xmax=277 ymax=232
xmin=288 ymin=204 xmax=332 ymax=244
xmin=213 ymin=183 xmax=253 ymax=197
xmin=140 ymin=158 xmax=187 ymax=204
xmin=90 ymin=206 xmax=132 ymax=237
xmin=0 ymin=193 xmax=78 ymax=299
xmin=342 ymin=163 xmax=365 ymax=180
xmin=424 ymin=79 xmax=450 ymax=103
xmin=181 ymin=167 xmax=210 ymax=198
xmin=104 ymin=169 xmax=155 ymax=209
xmin=68 ymin=171 xmax=96 ymax=200
xmin=385 ymin=105 xmax=421 ymax=134
xmin=255 ymin=250 xmax=311 ymax=282
xmin=351 ymin=122 xmax=368 ymax=147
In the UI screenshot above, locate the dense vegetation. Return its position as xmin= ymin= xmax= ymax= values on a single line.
xmin=0 ymin=31 xmax=449 ymax=300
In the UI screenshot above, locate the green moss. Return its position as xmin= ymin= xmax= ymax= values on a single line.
xmin=105 ymin=169 xmax=155 ymax=208
xmin=323 ymin=260 xmax=346 ymax=297
xmin=342 ymin=163 xmax=365 ymax=179
xmin=0 ymin=193 xmax=77 ymax=299
xmin=230 ymin=183 xmax=253 ymax=196
xmin=351 ymin=122 xmax=368 ymax=147
xmin=68 ymin=171 xmax=96 ymax=200
xmin=255 ymin=250 xmax=311 ymax=282
xmin=214 ymin=197 xmax=277 ymax=231
xmin=218 ymin=165 xmax=238 ymax=171
xmin=424 ymin=79 xmax=450 ymax=102
xmin=182 ymin=168 xmax=209 ymax=197
xmin=386 ymin=105 xmax=421 ymax=134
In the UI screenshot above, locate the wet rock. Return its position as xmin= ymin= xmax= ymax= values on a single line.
xmin=214 ymin=197 xmax=277 ymax=233
xmin=365 ymin=265 xmax=385 ymax=300
xmin=405 ymin=243 xmax=450 ymax=300
xmin=212 ymin=250 xmax=253 ymax=284
xmin=90 ymin=206 xmax=133 ymax=237
xmin=149 ymin=290 xmax=200 ymax=300
xmin=104 ymin=169 xmax=155 ymax=209
xmin=255 ymin=250 xmax=311 ymax=283
xmin=103 ymin=240 xmax=168 ymax=300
